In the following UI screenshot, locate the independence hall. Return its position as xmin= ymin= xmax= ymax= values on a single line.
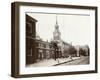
xmin=26 ymin=14 xmax=90 ymax=65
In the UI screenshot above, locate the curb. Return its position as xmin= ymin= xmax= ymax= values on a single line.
xmin=53 ymin=58 xmax=80 ymax=66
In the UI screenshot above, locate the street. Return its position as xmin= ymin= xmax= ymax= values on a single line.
xmin=27 ymin=57 xmax=80 ymax=67
xmin=27 ymin=56 xmax=89 ymax=67
xmin=56 ymin=56 xmax=89 ymax=66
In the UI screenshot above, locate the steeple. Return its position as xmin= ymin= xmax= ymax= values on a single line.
xmin=55 ymin=15 xmax=59 ymax=29
xmin=56 ymin=16 xmax=58 ymax=25
xmin=53 ymin=15 xmax=61 ymax=42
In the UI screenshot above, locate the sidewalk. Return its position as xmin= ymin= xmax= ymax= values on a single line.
xmin=27 ymin=57 xmax=80 ymax=67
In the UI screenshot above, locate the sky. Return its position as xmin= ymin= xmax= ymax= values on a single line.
xmin=27 ymin=13 xmax=90 ymax=46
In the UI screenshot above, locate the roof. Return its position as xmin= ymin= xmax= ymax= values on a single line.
xmin=62 ymin=41 xmax=70 ymax=45
xmin=26 ymin=14 xmax=37 ymax=22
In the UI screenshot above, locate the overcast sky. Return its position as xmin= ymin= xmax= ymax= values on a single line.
xmin=27 ymin=13 xmax=90 ymax=46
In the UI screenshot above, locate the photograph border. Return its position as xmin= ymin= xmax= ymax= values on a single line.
xmin=11 ymin=2 xmax=98 ymax=78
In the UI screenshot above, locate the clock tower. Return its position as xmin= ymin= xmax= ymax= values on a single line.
xmin=53 ymin=16 xmax=61 ymax=43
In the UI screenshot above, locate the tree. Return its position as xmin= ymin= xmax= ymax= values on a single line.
xmin=85 ymin=45 xmax=90 ymax=56
xmin=50 ymin=41 xmax=59 ymax=60
xmin=79 ymin=48 xmax=86 ymax=56
xmin=68 ymin=46 xmax=77 ymax=57
xmin=63 ymin=48 xmax=69 ymax=58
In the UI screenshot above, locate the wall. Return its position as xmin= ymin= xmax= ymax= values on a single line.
xmin=0 ymin=0 xmax=100 ymax=80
